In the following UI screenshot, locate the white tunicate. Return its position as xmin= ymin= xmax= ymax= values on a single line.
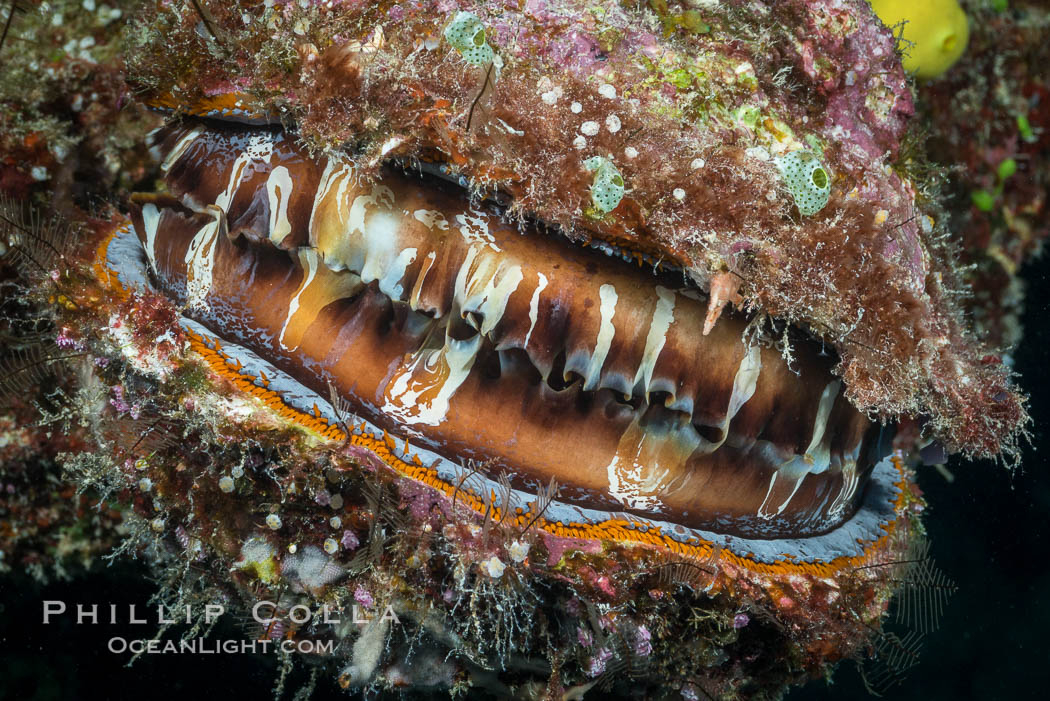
xmin=330 ymin=516 xmax=343 ymax=528
xmin=573 ymin=135 xmax=587 ymax=150
xmin=570 ymin=101 xmax=583 ymax=114
xmin=444 ymin=11 xmax=494 ymax=66
xmin=673 ymin=188 xmax=686 ymax=201
xmin=598 ymin=83 xmax=616 ymax=99
xmin=218 ymin=476 xmax=235 ymax=493
xmin=324 ymin=538 xmax=339 ymax=554
xmin=282 ymin=545 xmax=345 ymax=591
xmin=151 ymin=517 xmax=165 ymax=532
xmin=584 ymin=156 xmax=625 ymax=213
xmin=330 ymin=494 xmax=344 ymax=510
xmin=461 ymin=44 xmax=495 ymax=65
xmin=237 ymin=536 xmax=275 ymax=567
xmin=444 ymin=11 xmax=484 ymax=51
xmin=775 ymin=150 xmax=831 ymax=216
xmin=580 ymin=121 xmax=600 ymax=136
xmin=624 ymin=146 xmax=638 ymax=159
xmin=690 ymin=158 xmax=706 ymax=170
xmin=605 ymin=114 xmax=621 ymax=133
xmin=138 ymin=478 xmax=152 ymax=492
xmin=266 ymin=514 xmax=282 ymax=530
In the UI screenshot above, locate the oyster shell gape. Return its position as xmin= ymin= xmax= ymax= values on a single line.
xmin=110 ymin=117 xmax=903 ymax=561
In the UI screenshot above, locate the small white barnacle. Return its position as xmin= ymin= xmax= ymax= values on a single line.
xmin=266 ymin=513 xmax=282 ymax=530
xmin=444 ymin=11 xmax=494 ymax=66
xmin=584 ymin=156 xmax=625 ymax=213
xmin=775 ymin=150 xmax=831 ymax=216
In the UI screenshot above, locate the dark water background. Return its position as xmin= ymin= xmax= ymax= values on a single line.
xmin=796 ymin=265 xmax=1050 ymax=699
xmin=2 ymin=264 xmax=1048 ymax=701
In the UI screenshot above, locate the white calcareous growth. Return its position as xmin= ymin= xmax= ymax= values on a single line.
xmin=482 ymin=555 xmax=506 ymax=578
xmin=507 ymin=540 xmax=531 ymax=563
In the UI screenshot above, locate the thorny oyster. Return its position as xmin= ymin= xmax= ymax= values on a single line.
xmin=1 ymin=0 xmax=1045 ymax=698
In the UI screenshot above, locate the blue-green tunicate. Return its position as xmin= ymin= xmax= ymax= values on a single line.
xmin=444 ymin=11 xmax=495 ymax=66
xmin=585 ymin=157 xmax=625 ymax=213
xmin=775 ymin=150 xmax=831 ymax=216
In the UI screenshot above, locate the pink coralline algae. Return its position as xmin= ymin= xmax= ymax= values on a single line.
xmin=353 ymin=586 xmax=374 ymax=609
xmin=340 ymin=529 xmax=360 ymax=551
xmin=586 ymin=646 xmax=614 ymax=678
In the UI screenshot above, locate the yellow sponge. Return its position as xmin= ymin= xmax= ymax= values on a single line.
xmin=870 ymin=0 xmax=970 ymax=79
